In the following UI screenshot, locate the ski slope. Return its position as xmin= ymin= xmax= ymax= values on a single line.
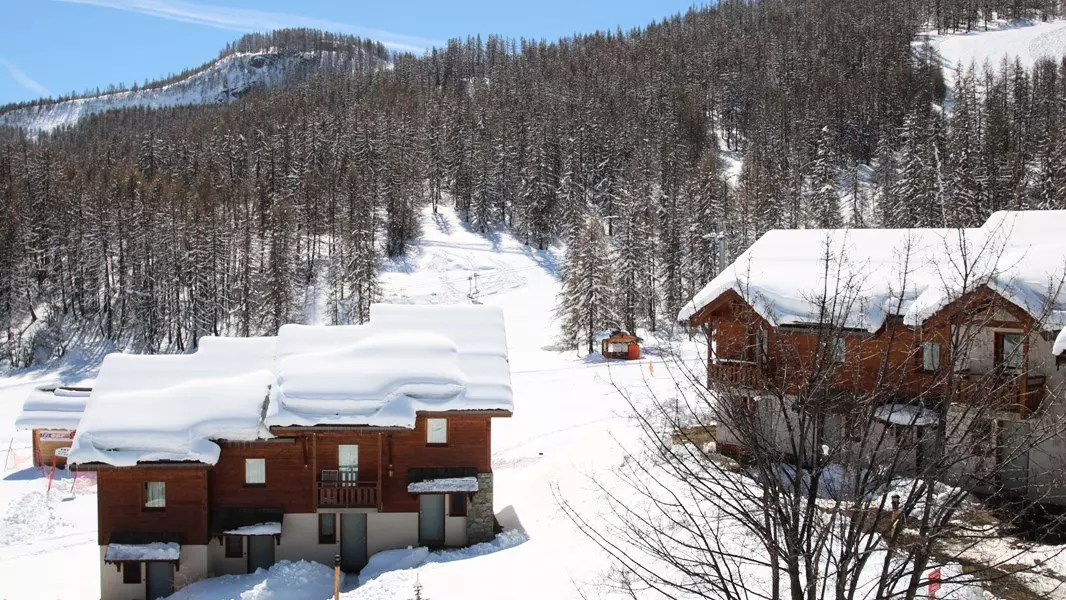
xmin=0 ymin=205 xmax=688 ymax=599
xmin=924 ymin=18 xmax=1066 ymax=73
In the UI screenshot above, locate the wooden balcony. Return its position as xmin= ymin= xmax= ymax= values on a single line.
xmin=317 ymin=481 xmax=379 ymax=509
xmin=957 ymin=370 xmax=1047 ymax=417
xmin=708 ymin=360 xmax=768 ymax=390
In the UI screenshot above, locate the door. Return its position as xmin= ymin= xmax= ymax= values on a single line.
xmin=340 ymin=513 xmax=368 ymax=572
xmin=247 ymin=535 xmax=275 ymax=572
xmin=145 ymin=562 xmax=173 ymax=600
xmin=419 ymin=494 xmax=446 ymax=547
xmin=339 ymin=445 xmax=359 ymax=485
xmin=998 ymin=420 xmax=1029 ymax=493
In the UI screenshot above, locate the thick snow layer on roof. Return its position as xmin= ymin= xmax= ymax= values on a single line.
xmin=874 ymin=404 xmax=940 ymax=427
xmin=104 ymin=542 xmax=180 ymax=562
xmin=267 ymin=305 xmax=512 ymax=428
xmin=69 ymin=339 xmax=276 ymax=467
xmin=223 ymin=522 xmax=282 ymax=536
xmin=15 ymin=386 xmax=91 ymax=430
xmin=407 ymin=477 xmax=480 ymax=494
xmin=680 ymin=211 xmax=1066 ymax=333
xmin=69 ymin=305 xmax=511 ymax=465
xmin=1055 ymin=329 xmax=1066 ymax=356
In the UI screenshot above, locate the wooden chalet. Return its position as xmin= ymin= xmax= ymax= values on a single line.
xmin=15 ymin=385 xmax=92 ymax=468
xmin=69 ymin=305 xmax=513 ymax=600
xmin=601 ymin=330 xmax=642 ymax=360
xmin=680 ymin=211 xmax=1066 ymax=503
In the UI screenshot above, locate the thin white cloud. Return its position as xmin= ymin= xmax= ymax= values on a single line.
xmin=0 ymin=57 xmax=52 ymax=97
xmin=54 ymin=0 xmax=439 ymax=52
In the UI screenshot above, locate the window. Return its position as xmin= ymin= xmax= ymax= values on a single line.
xmin=829 ymin=338 xmax=846 ymax=363
xmin=449 ymin=493 xmax=468 ymax=517
xmin=338 ymin=445 xmax=359 ymax=485
xmin=922 ymin=341 xmax=941 ymax=372
xmin=122 ymin=561 xmax=142 ymax=584
xmin=245 ymin=458 xmax=266 ymax=486
xmin=997 ymin=333 xmax=1024 ymax=371
xmin=144 ymin=481 xmax=166 ymax=510
xmin=318 ymin=513 xmax=336 ymax=544
xmin=224 ymin=535 xmax=243 ymax=558
xmin=427 ymin=418 xmax=448 ymax=445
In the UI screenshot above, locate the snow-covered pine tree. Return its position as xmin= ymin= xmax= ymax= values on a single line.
xmin=805 ymin=125 xmax=843 ymax=228
xmin=557 ymin=213 xmax=617 ymax=355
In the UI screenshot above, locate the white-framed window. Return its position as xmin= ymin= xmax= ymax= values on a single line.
xmin=144 ymin=481 xmax=166 ymax=509
xmin=427 ymin=418 xmax=448 ymax=444
xmin=922 ymin=341 xmax=941 ymax=371
xmin=338 ymin=445 xmax=359 ymax=484
xmin=245 ymin=458 xmax=266 ymax=485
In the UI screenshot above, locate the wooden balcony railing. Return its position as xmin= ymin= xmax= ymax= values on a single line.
xmin=957 ymin=370 xmax=1047 ymax=417
xmin=317 ymin=481 xmax=379 ymax=509
xmin=708 ymin=360 xmax=768 ymax=390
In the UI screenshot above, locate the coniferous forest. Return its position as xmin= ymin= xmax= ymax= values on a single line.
xmin=1 ymin=0 xmax=1064 ymax=364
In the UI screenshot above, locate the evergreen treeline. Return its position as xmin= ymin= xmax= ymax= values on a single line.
xmin=1 ymin=0 xmax=1064 ymax=364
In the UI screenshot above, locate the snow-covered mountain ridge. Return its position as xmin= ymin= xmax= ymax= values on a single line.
xmin=0 ymin=49 xmax=364 ymax=134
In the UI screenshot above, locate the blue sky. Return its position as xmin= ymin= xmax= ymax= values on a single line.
xmin=0 ymin=0 xmax=700 ymax=106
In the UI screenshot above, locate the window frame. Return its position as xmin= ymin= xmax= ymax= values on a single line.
xmin=426 ymin=418 xmax=448 ymax=445
xmin=122 ymin=561 xmax=142 ymax=584
xmin=921 ymin=341 xmax=941 ymax=372
xmin=449 ymin=493 xmax=468 ymax=517
xmin=829 ymin=337 xmax=846 ymax=364
xmin=143 ymin=481 xmax=166 ymax=511
xmin=244 ymin=458 xmax=267 ymax=487
xmin=996 ymin=332 xmax=1024 ymax=371
xmin=224 ymin=535 xmax=243 ymax=558
xmin=318 ymin=513 xmax=337 ymax=545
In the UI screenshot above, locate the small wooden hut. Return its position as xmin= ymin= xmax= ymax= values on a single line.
xmin=15 ymin=385 xmax=91 ymax=467
xmin=602 ymin=330 xmax=642 ymax=360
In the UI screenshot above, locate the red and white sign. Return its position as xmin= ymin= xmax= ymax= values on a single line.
xmin=39 ymin=430 xmax=74 ymax=442
xmin=928 ymin=567 xmax=942 ymax=598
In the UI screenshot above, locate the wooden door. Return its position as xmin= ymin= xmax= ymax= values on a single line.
xmin=340 ymin=513 xmax=368 ymax=572
xmin=247 ymin=535 xmax=275 ymax=572
xmin=145 ymin=562 xmax=173 ymax=600
xmin=419 ymin=494 xmax=445 ymax=547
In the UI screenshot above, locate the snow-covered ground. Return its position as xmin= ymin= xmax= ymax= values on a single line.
xmin=0 ymin=205 xmax=686 ymax=599
xmin=923 ymin=18 xmax=1066 ymax=74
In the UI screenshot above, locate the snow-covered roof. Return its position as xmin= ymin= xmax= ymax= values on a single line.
xmin=223 ymin=522 xmax=282 ymax=536
xmin=1055 ymin=329 xmax=1066 ymax=356
xmin=104 ymin=542 xmax=180 ymax=562
xmin=679 ymin=211 xmax=1066 ymax=334
xmin=69 ymin=338 xmax=277 ymax=467
xmin=407 ymin=476 xmax=480 ymax=494
xmin=69 ymin=305 xmax=511 ymax=467
xmin=15 ymin=386 xmax=92 ymax=430
xmin=266 ymin=304 xmax=512 ymax=429
xmin=873 ymin=403 xmax=940 ymax=427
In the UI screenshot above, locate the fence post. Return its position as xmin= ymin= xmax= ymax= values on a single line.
xmin=334 ymin=554 xmax=341 ymax=600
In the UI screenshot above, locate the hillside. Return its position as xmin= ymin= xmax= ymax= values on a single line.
xmin=0 ymin=29 xmax=389 ymax=134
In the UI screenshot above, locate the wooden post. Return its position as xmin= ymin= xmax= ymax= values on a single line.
xmin=312 ymin=433 xmax=318 ymax=509
xmin=377 ymin=432 xmax=383 ymax=512
xmin=333 ymin=554 xmax=341 ymax=600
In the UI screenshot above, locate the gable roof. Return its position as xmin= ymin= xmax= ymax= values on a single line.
xmin=15 ymin=385 xmax=92 ymax=431
xmin=679 ymin=211 xmax=1066 ymax=334
xmin=68 ymin=305 xmax=511 ymax=467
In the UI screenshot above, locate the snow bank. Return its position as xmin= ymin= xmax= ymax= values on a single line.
xmin=407 ymin=477 xmax=479 ymax=494
xmin=874 ymin=404 xmax=939 ymax=427
xmin=160 ymin=560 xmax=335 ymax=600
xmin=223 ymin=522 xmax=282 ymax=536
xmin=356 ymin=529 xmax=529 ymax=587
xmin=14 ymin=385 xmax=91 ymax=430
xmin=680 ymin=211 xmax=1066 ymax=335
xmin=104 ymin=542 xmax=179 ymax=562
xmin=926 ymin=19 xmax=1066 ymax=72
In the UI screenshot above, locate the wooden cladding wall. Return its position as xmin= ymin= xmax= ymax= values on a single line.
xmin=96 ymin=468 xmax=209 ymax=545
xmin=382 ymin=414 xmax=492 ymax=513
xmin=211 ymin=440 xmax=316 ymax=513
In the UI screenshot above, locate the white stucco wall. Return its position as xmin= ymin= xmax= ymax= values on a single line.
xmin=100 ymin=544 xmax=208 ymax=600
xmin=366 ymin=512 xmax=419 ymax=556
